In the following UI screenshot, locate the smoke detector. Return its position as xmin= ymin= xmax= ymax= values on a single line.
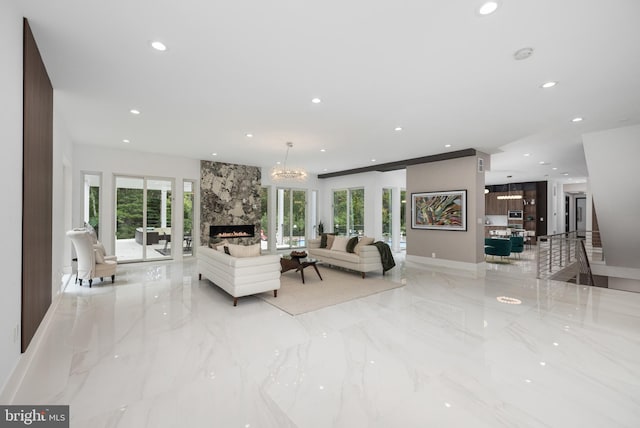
xmin=513 ymin=47 xmax=534 ymax=60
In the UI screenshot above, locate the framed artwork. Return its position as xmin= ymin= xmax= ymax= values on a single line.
xmin=411 ymin=190 xmax=467 ymax=231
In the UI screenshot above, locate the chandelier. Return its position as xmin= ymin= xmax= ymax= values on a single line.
xmin=271 ymin=142 xmax=308 ymax=181
xmin=497 ymin=179 xmax=522 ymax=200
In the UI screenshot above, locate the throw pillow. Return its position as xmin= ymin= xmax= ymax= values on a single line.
xmin=227 ymin=243 xmax=261 ymax=258
xmin=93 ymin=245 xmax=105 ymax=263
xmin=326 ymin=234 xmax=336 ymax=250
xmin=211 ymin=239 xmax=230 ymax=251
xmin=94 ymin=241 xmax=106 ymax=256
xmin=320 ymin=233 xmax=335 ymax=248
xmin=331 ymin=236 xmax=350 ymax=252
xmin=346 ymin=236 xmax=359 ymax=253
xmin=354 ymin=236 xmax=375 ymax=255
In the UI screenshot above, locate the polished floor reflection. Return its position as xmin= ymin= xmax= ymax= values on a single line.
xmin=9 ymin=252 xmax=640 ymax=427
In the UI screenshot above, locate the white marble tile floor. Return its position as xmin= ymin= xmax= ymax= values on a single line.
xmin=7 ymin=252 xmax=640 ymax=427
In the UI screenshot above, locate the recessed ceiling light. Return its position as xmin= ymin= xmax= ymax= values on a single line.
xmin=151 ymin=41 xmax=167 ymax=51
xmin=323 ymin=168 xmax=328 ymax=172
xmin=539 ymin=161 xmax=545 ymax=164
xmin=311 ymin=98 xmax=322 ymax=104
xmin=371 ymin=159 xmax=376 ymax=162
xmin=513 ymin=47 xmax=534 ymax=61
xmin=541 ymin=81 xmax=557 ymax=89
xmin=523 ymin=153 xmax=530 ymax=157
xmin=552 ymin=167 xmax=558 ymax=170
xmin=211 ymin=153 xmax=217 ymax=156
xmin=130 ymin=109 xmax=140 ymax=115
xmin=123 ymin=139 xmax=130 ymax=143
xmin=245 ymin=133 xmax=253 ymax=138
xmin=563 ymin=172 xmax=569 ymax=176
xmin=445 ymin=144 xmax=452 ymax=148
xmin=320 ymin=148 xmax=326 ymax=152
xmin=478 ymin=1 xmax=499 ymax=15
xmin=394 ymin=127 xmax=403 ymax=131
xmin=571 ymin=117 xmax=584 ymax=122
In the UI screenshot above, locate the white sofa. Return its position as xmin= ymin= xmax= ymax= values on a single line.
xmin=307 ymin=238 xmax=383 ymax=278
xmin=197 ymin=246 xmax=281 ymax=306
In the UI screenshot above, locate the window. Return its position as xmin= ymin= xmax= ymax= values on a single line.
xmin=276 ymin=188 xmax=306 ymax=249
xmin=333 ymin=188 xmax=364 ymax=236
xmin=382 ymin=188 xmax=392 ymax=245
xmin=81 ymin=172 xmax=101 ymax=239
xmin=183 ymin=180 xmax=195 ymax=256
xmin=400 ymin=189 xmax=407 ymax=248
xmin=260 ymin=186 xmax=269 ymax=250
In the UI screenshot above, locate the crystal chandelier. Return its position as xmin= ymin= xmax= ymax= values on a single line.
xmin=271 ymin=142 xmax=307 ymax=181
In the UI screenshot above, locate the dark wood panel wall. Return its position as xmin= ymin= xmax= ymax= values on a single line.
xmin=22 ymin=19 xmax=53 ymax=352
xmin=535 ymin=181 xmax=547 ymax=236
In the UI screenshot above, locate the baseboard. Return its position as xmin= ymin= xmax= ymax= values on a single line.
xmin=406 ymin=255 xmax=487 ymax=278
xmin=0 ymin=291 xmax=64 ymax=403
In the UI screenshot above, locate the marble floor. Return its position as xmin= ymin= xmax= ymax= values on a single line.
xmin=7 ymin=251 xmax=640 ymax=427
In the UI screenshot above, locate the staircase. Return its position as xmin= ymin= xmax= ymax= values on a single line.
xmin=536 ymin=231 xmax=602 ymax=285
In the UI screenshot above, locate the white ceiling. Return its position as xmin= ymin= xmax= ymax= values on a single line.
xmin=19 ymin=0 xmax=640 ymax=185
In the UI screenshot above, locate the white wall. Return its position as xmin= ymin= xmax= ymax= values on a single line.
xmin=583 ymin=125 xmax=640 ymax=269
xmin=73 ymin=145 xmax=201 ymax=255
xmin=52 ymin=103 xmax=74 ymax=294
xmin=0 ymin=0 xmax=24 ymax=393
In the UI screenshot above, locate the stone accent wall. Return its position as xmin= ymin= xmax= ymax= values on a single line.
xmin=200 ymin=161 xmax=261 ymax=246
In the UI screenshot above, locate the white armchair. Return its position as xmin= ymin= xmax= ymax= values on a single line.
xmin=67 ymin=229 xmax=117 ymax=287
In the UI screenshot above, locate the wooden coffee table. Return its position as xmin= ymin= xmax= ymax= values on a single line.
xmin=280 ymin=256 xmax=323 ymax=284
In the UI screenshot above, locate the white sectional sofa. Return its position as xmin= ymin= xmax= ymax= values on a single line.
xmin=307 ymin=238 xmax=383 ymax=278
xmin=197 ymin=245 xmax=281 ymax=306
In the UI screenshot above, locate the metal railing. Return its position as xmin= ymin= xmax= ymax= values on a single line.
xmin=536 ymin=230 xmax=602 ymax=284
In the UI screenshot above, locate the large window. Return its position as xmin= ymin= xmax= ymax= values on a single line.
xmin=276 ymin=188 xmax=306 ymax=249
xmin=333 ymin=188 xmax=364 ymax=236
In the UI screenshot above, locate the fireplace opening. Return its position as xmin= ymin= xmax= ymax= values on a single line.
xmin=210 ymin=225 xmax=255 ymax=239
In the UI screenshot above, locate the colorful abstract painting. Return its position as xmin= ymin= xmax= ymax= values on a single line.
xmin=411 ymin=190 xmax=467 ymax=231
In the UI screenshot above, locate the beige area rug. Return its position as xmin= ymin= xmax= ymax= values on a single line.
xmin=258 ymin=266 xmax=404 ymax=315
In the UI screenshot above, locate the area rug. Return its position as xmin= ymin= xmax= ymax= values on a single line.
xmin=258 ymin=266 xmax=404 ymax=315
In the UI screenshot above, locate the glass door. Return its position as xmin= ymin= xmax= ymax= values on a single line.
xmin=115 ymin=176 xmax=144 ymax=261
xmin=146 ymin=179 xmax=173 ymax=261
xmin=115 ymin=176 xmax=175 ymax=262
